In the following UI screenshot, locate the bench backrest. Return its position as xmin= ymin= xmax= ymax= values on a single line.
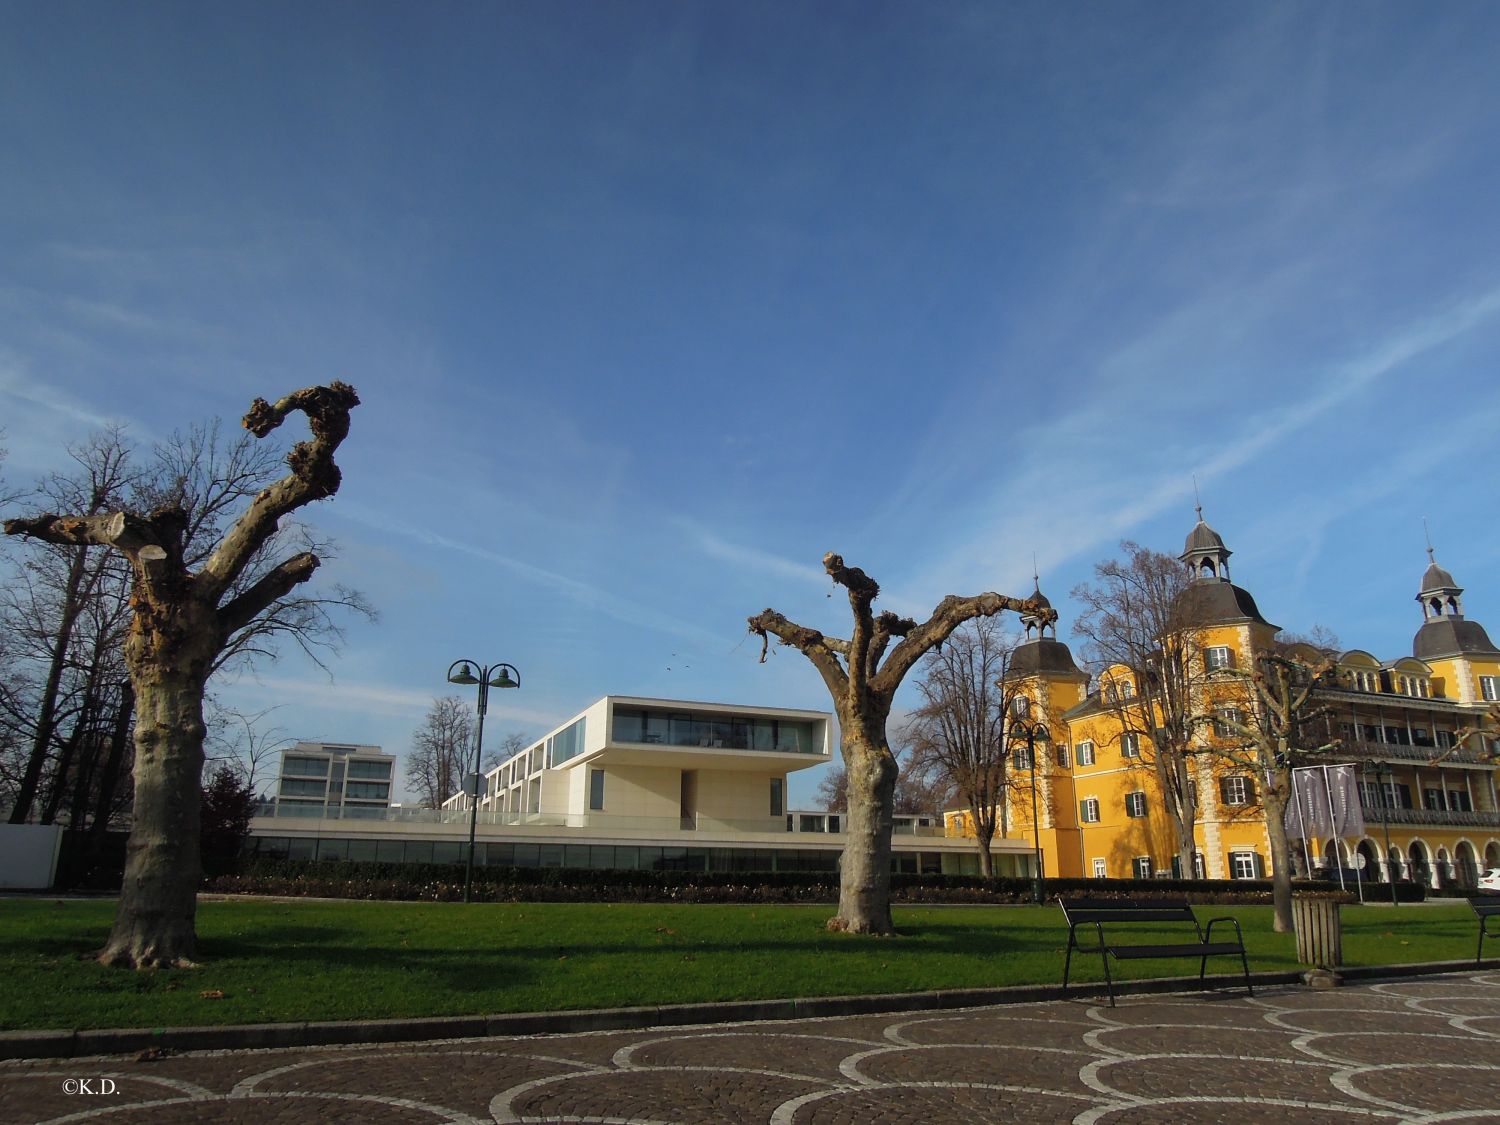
xmin=1059 ymin=897 xmax=1199 ymax=925
xmin=1472 ymin=898 xmax=1500 ymax=919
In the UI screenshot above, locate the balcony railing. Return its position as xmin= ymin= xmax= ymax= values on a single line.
xmin=1339 ymin=739 xmax=1490 ymax=766
xmin=1360 ymin=804 xmax=1500 ymax=829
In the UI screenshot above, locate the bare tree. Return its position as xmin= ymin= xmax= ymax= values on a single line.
xmin=483 ymin=730 xmax=531 ymax=772
xmin=2 ymin=430 xmax=134 ymax=824
xmin=749 ymin=552 xmax=1045 ymax=934
xmin=1072 ymin=542 xmax=1209 ymax=879
xmin=899 ymin=618 xmax=1022 ymax=877
xmin=814 ymin=753 xmax=953 ymax=818
xmin=205 ymin=704 xmax=295 ymax=793
xmin=3 ymin=382 xmax=362 ymax=968
xmin=1209 ymin=636 xmax=1340 ymax=932
xmin=407 ymin=696 xmax=475 ymax=808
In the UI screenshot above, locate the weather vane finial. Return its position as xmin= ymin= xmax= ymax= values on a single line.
xmin=1192 ymin=474 xmax=1203 ymax=521
xmin=1424 ymin=516 xmax=1435 ymax=563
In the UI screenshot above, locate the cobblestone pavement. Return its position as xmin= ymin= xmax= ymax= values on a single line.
xmin=5 ymin=971 xmax=1500 ymax=1124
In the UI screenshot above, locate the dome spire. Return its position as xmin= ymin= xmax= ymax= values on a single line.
xmin=1180 ymin=491 xmax=1231 ymax=583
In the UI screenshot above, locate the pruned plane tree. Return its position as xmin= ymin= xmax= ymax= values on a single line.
xmin=3 ymin=382 xmax=360 ymax=969
xmin=749 ymin=552 xmax=1051 ymax=935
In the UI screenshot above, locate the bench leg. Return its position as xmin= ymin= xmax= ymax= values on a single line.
xmin=1100 ymin=953 xmax=1116 ymax=1007
xmin=1240 ymin=947 xmax=1254 ymax=996
xmin=1062 ymin=941 xmax=1074 ymax=997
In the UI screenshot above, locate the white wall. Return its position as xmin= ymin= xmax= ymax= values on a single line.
xmin=0 ymin=824 xmax=65 ymax=889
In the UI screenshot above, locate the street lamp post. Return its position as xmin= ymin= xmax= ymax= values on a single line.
xmin=1373 ymin=760 xmax=1398 ymax=906
xmin=1009 ymin=703 xmax=1051 ymax=906
xmin=447 ymin=659 xmax=521 ymax=904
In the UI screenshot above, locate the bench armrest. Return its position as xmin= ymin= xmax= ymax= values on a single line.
xmin=1067 ymin=919 xmax=1108 ymax=953
xmin=1203 ymin=916 xmax=1245 ymax=947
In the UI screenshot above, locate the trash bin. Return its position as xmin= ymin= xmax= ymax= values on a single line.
xmin=1293 ymin=894 xmax=1343 ymax=969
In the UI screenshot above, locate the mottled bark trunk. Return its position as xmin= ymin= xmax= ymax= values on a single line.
xmin=98 ymin=668 xmax=208 ymax=968
xmin=1263 ymin=777 xmax=1294 ymax=933
xmin=831 ymin=716 xmax=897 ymax=935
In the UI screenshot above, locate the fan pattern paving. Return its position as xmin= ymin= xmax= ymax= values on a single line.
xmin=4 ymin=972 xmax=1499 ymax=1124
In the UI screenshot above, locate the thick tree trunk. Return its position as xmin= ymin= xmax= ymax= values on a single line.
xmin=831 ymin=720 xmax=897 ymax=935
xmin=97 ymin=670 xmax=208 ymax=969
xmin=1263 ymin=778 xmax=1295 ymax=933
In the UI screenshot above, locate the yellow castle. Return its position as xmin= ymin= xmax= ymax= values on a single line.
xmin=944 ymin=515 xmax=1500 ymax=889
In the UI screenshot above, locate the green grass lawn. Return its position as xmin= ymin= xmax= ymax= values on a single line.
xmin=0 ymin=897 xmax=1482 ymax=1031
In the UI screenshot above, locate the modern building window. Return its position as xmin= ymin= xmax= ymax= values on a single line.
xmin=347 ymin=760 xmax=392 ymax=779
xmin=588 ymin=768 xmax=605 ymax=811
xmin=1079 ymin=797 xmax=1101 ymax=824
xmin=1076 ymin=741 xmax=1095 ymax=766
xmin=553 ymin=718 xmax=588 ymax=766
xmin=770 ymin=778 xmax=784 ymax=817
xmin=1204 ymin=645 xmax=1233 ymax=672
xmin=1092 ymin=858 xmax=1107 ymax=878
xmin=1133 ymin=856 xmax=1153 ymax=880
xmin=1481 ymin=676 xmax=1500 ymax=702
xmin=282 ymin=756 xmax=330 ymax=777
xmin=1120 ymin=732 xmax=1140 ymax=759
xmin=1125 ymin=791 xmax=1148 ymax=818
xmin=1219 ymin=776 xmax=1254 ymax=806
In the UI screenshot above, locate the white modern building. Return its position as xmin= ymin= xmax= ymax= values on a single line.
xmin=248 ymin=696 xmax=1033 ymax=876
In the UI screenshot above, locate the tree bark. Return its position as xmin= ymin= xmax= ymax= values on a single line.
xmin=99 ymin=667 xmax=209 ymax=967
xmin=1263 ymin=774 xmax=1295 ymax=933
xmin=830 ymin=713 xmax=898 ymax=934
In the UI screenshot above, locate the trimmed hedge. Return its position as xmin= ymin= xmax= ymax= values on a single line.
xmin=202 ymin=858 xmax=1425 ymax=905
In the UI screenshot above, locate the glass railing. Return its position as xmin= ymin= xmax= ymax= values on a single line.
xmin=251 ymin=803 xmax=947 ymax=837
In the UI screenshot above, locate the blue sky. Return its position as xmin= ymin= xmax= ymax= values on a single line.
xmin=4 ymin=3 xmax=1499 ymax=804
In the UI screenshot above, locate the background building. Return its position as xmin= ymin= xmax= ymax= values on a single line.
xmin=267 ymin=741 xmax=396 ymax=819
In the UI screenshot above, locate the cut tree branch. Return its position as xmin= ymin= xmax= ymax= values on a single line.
xmin=873 ymin=592 xmax=1052 ymax=695
xmin=197 ymin=382 xmax=359 ymax=602
xmin=747 ymin=609 xmax=849 ymax=700
xmin=215 ymin=552 xmax=321 ymax=641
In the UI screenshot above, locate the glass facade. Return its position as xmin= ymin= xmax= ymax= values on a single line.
xmin=347 ymin=760 xmax=392 ymax=779
xmin=611 ymin=706 xmax=821 ymax=754
xmin=551 ymin=717 xmax=588 ymax=766
xmin=244 ymin=835 xmax=961 ymax=875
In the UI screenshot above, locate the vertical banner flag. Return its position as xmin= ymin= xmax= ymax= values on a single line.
xmin=1284 ymin=764 xmax=1365 ymax=841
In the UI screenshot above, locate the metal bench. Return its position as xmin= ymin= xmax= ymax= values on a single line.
xmin=1060 ymin=896 xmax=1253 ymax=1006
xmin=1472 ymin=898 xmax=1500 ymax=964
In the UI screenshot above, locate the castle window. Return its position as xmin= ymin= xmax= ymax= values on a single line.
xmin=1204 ymin=645 xmax=1234 ymax=672
xmin=1076 ymin=741 xmax=1096 ymax=766
xmin=1125 ymin=791 xmax=1148 ymax=818
xmin=1480 ymin=676 xmax=1499 ymax=702
xmin=1220 ymin=776 xmax=1255 ymax=806
xmin=1133 ymin=856 xmax=1154 ymax=879
xmin=1120 ymin=732 xmax=1141 ymax=759
xmin=1092 ymin=858 xmax=1107 ymax=878
xmin=1079 ymin=798 xmax=1100 ymax=823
